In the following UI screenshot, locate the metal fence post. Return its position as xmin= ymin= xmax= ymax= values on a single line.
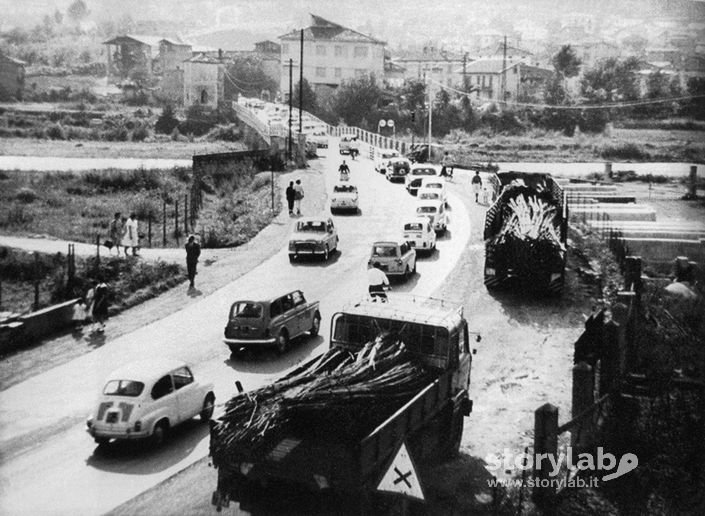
xmin=163 ymin=200 xmax=167 ymax=247
xmin=175 ymin=202 xmax=180 ymax=246
xmin=148 ymin=214 xmax=152 ymax=247
xmin=184 ymin=194 xmax=189 ymax=234
xmin=572 ymin=362 xmax=594 ymax=449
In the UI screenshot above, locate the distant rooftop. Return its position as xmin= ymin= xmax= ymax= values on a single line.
xmin=280 ymin=14 xmax=385 ymax=45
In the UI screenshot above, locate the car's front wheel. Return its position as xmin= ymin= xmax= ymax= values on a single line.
xmin=288 ymin=254 xmax=296 ymax=263
xmin=94 ymin=437 xmax=110 ymax=446
xmin=276 ymin=329 xmax=289 ymax=354
xmin=200 ymin=393 xmax=215 ymax=421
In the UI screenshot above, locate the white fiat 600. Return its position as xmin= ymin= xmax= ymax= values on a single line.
xmin=330 ymin=182 xmax=359 ymax=213
xmin=86 ymin=358 xmax=215 ymax=446
xmin=403 ymin=217 xmax=437 ymax=253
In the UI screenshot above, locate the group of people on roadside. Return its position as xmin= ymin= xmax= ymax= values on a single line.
xmin=72 ymin=279 xmax=109 ymax=334
xmin=107 ymin=212 xmax=140 ymax=257
xmin=285 ymin=179 xmax=305 ymax=216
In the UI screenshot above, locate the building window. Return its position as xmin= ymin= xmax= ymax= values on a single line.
xmin=282 ymin=43 xmax=289 ymax=54
xmin=476 ymin=76 xmax=480 ymax=85
xmin=513 ymin=66 xmax=518 ymax=74
xmin=489 ymin=76 xmax=493 ymax=88
xmin=354 ymin=46 xmax=368 ymax=58
xmin=482 ymin=75 xmax=486 ymax=87
xmin=334 ymin=67 xmax=342 ymax=78
xmin=316 ymin=67 xmax=326 ymax=77
xmin=335 ymin=45 xmax=344 ymax=57
xmin=316 ymin=45 xmax=326 ymax=56
xmin=200 ymin=89 xmax=208 ymax=104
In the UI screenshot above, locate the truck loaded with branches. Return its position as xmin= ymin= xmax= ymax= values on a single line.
xmin=209 ymin=297 xmax=476 ymax=513
xmin=483 ymin=171 xmax=568 ymax=295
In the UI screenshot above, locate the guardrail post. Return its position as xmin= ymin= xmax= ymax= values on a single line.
xmin=533 ymin=403 xmax=558 ymax=508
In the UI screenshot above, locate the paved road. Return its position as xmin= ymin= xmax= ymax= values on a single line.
xmin=0 ymin=143 xmax=471 ymax=515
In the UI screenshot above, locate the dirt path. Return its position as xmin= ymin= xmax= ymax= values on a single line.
xmin=0 ymin=163 xmax=327 ymax=389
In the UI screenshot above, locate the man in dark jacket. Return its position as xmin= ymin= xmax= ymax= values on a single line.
xmin=185 ymin=235 xmax=201 ymax=288
xmin=285 ymin=181 xmax=296 ymax=215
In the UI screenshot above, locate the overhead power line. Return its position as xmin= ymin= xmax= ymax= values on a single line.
xmin=427 ymin=78 xmax=705 ymax=111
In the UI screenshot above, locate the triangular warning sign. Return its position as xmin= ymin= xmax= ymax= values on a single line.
xmin=377 ymin=442 xmax=425 ymax=501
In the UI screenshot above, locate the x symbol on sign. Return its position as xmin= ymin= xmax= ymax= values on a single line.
xmin=393 ymin=467 xmax=412 ymax=488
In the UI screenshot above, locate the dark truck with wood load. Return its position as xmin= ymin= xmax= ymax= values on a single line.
xmin=483 ymin=171 xmax=568 ymax=295
xmin=210 ymin=297 xmax=475 ymax=513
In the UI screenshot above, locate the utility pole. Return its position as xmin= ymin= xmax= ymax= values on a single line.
xmin=427 ymin=73 xmax=432 ymax=162
xmin=501 ymin=35 xmax=507 ymax=104
xmin=288 ymin=58 xmax=293 ymax=161
xmin=462 ymin=52 xmax=468 ymax=91
xmin=299 ymin=29 xmax=304 ymax=133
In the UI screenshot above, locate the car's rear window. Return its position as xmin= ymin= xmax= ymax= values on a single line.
xmin=333 ymin=185 xmax=357 ymax=193
xmin=404 ymin=223 xmax=423 ymax=231
xmin=417 ymin=206 xmax=437 ymax=214
xmin=372 ymin=245 xmax=397 ymax=257
xmin=412 ymin=168 xmax=436 ymax=176
xmin=296 ymin=221 xmax=326 ymax=232
xmin=425 ymin=182 xmax=443 ymax=189
xmin=230 ymin=302 xmax=263 ymax=319
xmin=103 ymin=380 xmax=144 ymax=397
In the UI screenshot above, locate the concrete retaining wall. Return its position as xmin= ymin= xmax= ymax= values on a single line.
xmin=572 ymin=207 xmax=657 ymax=221
xmin=624 ymin=238 xmax=705 ymax=263
xmin=0 ymin=298 xmax=80 ymax=354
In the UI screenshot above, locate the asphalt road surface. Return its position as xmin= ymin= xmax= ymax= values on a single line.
xmin=0 ymin=141 xmax=471 ymax=515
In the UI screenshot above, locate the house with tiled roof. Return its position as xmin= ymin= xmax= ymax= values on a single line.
xmin=393 ymin=45 xmax=467 ymax=88
xmin=103 ymin=34 xmax=192 ymax=84
xmin=183 ymin=53 xmax=225 ymax=108
xmin=458 ymin=58 xmax=552 ymax=103
xmin=278 ymin=14 xmax=385 ymax=96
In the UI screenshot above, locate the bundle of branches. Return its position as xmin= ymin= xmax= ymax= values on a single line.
xmin=210 ymin=333 xmax=431 ymax=467
xmin=491 ymin=191 xmax=566 ymax=281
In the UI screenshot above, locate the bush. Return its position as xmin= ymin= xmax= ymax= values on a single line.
xmin=250 ymin=172 xmax=272 ymax=190
xmin=131 ymin=124 xmax=150 ymax=142
xmin=46 ymin=123 xmax=67 ymax=140
xmin=15 ymin=187 xmax=38 ymax=203
xmin=205 ymin=124 xmax=242 ymax=142
xmin=83 ymin=169 xmax=163 ymax=192
xmin=155 ymin=105 xmax=180 ymax=134
xmin=600 ymin=143 xmax=649 ymax=160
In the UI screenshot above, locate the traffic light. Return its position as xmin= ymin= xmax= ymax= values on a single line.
xmin=411 ymin=111 xmax=416 ymax=123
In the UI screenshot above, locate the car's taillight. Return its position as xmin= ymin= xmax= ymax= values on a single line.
xmin=395 ymin=259 xmax=402 ymax=264
xmin=86 ymin=418 xmax=93 ymax=429
xmin=134 ymin=421 xmax=142 ymax=432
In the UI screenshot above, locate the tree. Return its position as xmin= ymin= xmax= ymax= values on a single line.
xmin=224 ymin=57 xmax=278 ymax=101
xmin=294 ymin=78 xmax=318 ymax=115
xmin=580 ymin=57 xmax=640 ymax=103
xmin=67 ymin=0 xmax=89 ymax=23
xmin=333 ymin=74 xmax=383 ymax=129
xmin=544 ymin=74 xmax=568 ymax=105
xmin=155 ymin=104 xmax=180 ymax=134
xmin=552 ymin=45 xmax=581 ymax=79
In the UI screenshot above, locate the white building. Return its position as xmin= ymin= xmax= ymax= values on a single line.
xmin=278 ymin=15 xmax=385 ymax=96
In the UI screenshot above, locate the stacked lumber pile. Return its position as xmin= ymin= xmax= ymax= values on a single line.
xmin=210 ymin=333 xmax=431 ymax=466
xmin=490 ymin=185 xmax=566 ymax=282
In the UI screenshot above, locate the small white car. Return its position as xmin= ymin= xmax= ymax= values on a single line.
xmin=416 ymin=199 xmax=449 ymax=234
xmin=86 ymin=358 xmax=215 ymax=446
xmin=331 ymin=182 xmax=359 ymax=213
xmin=403 ymin=217 xmax=437 ymax=253
xmin=406 ymin=165 xmax=439 ymax=195
xmin=374 ymin=149 xmax=400 ymax=173
xmin=419 ymin=177 xmax=448 ymax=205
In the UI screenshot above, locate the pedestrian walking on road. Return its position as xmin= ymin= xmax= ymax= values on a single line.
xmin=471 ymin=171 xmax=483 ymax=203
xmin=293 ymin=179 xmax=304 ymax=216
xmin=285 ymin=181 xmax=296 ymax=215
xmin=91 ymin=279 xmax=109 ymax=333
xmin=108 ymin=212 xmax=123 ymax=256
xmin=185 ymin=234 xmax=201 ymax=289
xmin=122 ymin=213 xmax=139 ymax=256
xmin=72 ymin=298 xmax=88 ymax=331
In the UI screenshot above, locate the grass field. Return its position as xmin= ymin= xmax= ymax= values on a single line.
xmin=0 ymin=168 xmax=192 ymax=246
